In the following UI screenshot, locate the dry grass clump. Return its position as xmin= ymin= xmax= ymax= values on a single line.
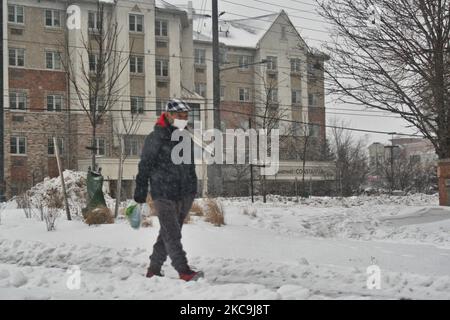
xmin=190 ymin=201 xmax=204 ymax=216
xmin=204 ymin=198 xmax=225 ymax=227
xmin=84 ymin=206 xmax=114 ymax=226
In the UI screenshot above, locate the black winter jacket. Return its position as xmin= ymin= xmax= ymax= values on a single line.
xmin=134 ymin=115 xmax=197 ymax=201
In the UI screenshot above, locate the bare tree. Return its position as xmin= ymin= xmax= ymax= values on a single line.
xmin=254 ymin=71 xmax=289 ymax=202
xmin=61 ymin=1 xmax=131 ymax=171
xmin=330 ymin=119 xmax=369 ymax=196
xmin=111 ymin=106 xmax=142 ymax=218
xmin=380 ymin=149 xmax=438 ymax=193
xmin=317 ymin=0 xmax=450 ymax=199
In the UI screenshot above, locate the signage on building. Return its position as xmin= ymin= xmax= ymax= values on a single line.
xmin=266 ymin=161 xmax=336 ymax=181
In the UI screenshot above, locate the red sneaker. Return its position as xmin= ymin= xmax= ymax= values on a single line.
xmin=179 ymin=269 xmax=204 ymax=282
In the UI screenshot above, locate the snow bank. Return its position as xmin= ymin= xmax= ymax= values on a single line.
xmin=224 ymin=193 xmax=438 ymax=208
xmin=222 ymin=194 xmax=449 ymax=248
xmin=11 ymin=170 xmax=116 ymax=216
xmin=0 ymin=238 xmax=449 ymax=300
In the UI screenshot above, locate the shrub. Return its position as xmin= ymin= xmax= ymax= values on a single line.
xmin=84 ymin=206 xmax=114 ymax=226
xmin=141 ymin=216 xmax=153 ymax=228
xmin=190 ymin=201 xmax=204 ymax=216
xmin=204 ymin=198 xmax=225 ymax=227
xmin=183 ymin=212 xmax=192 ymax=224
xmin=242 ymin=206 xmax=257 ymax=217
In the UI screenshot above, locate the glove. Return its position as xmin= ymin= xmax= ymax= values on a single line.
xmin=134 ymin=188 xmax=148 ymax=204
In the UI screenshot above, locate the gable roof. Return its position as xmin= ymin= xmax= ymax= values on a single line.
xmin=155 ymin=0 xmax=181 ymax=10
xmin=193 ymin=12 xmax=280 ymax=48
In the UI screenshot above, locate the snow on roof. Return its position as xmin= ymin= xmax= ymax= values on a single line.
xmin=155 ymin=0 xmax=183 ymax=11
xmin=192 ymin=12 xmax=280 ymax=48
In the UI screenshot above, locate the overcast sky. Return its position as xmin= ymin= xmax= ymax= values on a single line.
xmin=182 ymin=0 xmax=417 ymax=145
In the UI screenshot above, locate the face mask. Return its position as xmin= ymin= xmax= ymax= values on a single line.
xmin=173 ymin=118 xmax=188 ymax=130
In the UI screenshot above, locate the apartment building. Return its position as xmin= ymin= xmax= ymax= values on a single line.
xmin=192 ymin=10 xmax=332 ymax=195
xmin=2 ymin=0 xmax=331 ymax=198
xmin=3 ymin=0 xmax=204 ymax=198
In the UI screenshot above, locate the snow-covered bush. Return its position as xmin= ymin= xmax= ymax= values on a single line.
xmin=242 ymin=206 xmax=257 ymax=217
xmin=0 ymin=202 xmax=6 ymax=225
xmin=41 ymin=187 xmax=64 ymax=231
xmin=23 ymin=170 xmax=115 ymax=218
xmin=16 ymin=192 xmax=36 ymax=219
xmin=43 ymin=207 xmax=60 ymax=231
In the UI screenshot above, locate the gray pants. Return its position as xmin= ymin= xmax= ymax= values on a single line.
xmin=149 ymin=195 xmax=194 ymax=273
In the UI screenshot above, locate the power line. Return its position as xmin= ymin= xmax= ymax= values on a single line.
xmin=3 ymin=106 xmax=423 ymax=137
xmin=224 ymin=0 xmax=326 ymax=23
xmin=0 ymin=92 xmax=411 ymax=118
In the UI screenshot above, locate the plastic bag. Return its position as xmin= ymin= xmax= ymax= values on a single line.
xmin=125 ymin=203 xmax=142 ymax=229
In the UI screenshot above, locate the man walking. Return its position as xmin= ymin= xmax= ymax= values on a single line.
xmin=133 ymin=99 xmax=203 ymax=281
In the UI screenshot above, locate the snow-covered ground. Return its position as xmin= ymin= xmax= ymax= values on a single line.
xmin=0 ymin=191 xmax=449 ymax=300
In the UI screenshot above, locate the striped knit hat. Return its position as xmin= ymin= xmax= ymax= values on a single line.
xmin=165 ymin=99 xmax=191 ymax=112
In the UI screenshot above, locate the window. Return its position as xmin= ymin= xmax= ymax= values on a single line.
xmin=188 ymin=103 xmax=201 ymax=126
xmin=292 ymin=123 xmax=303 ymax=136
xmin=89 ymin=54 xmax=98 ymax=72
xmin=308 ymin=93 xmax=318 ymax=107
xmin=130 ymin=55 xmax=144 ymax=73
xmin=45 ymin=9 xmax=60 ymax=27
xmin=155 ymin=20 xmax=168 ymax=37
xmin=93 ymin=138 xmax=105 ymax=156
xmin=90 ymin=95 xmax=105 ymax=112
xmin=8 ymin=5 xmax=24 ymax=24
xmin=238 ymin=55 xmax=253 ymax=70
xmin=47 ymin=95 xmax=63 ymax=112
xmin=88 ymin=11 xmax=101 ymax=31
xmin=308 ymin=124 xmax=320 ymax=137
xmin=292 ymin=90 xmax=301 ymax=104
xmin=194 ymin=48 xmax=206 ymax=64
xmin=131 ymin=96 xmax=144 ymax=114
xmin=46 ymin=51 xmax=61 ymax=70
xmin=129 ymin=14 xmax=143 ymax=32
xmin=291 ymin=58 xmax=301 ymax=73
xmin=156 ymin=100 xmax=164 ymax=116
xmin=156 ymin=40 xmax=168 ymax=48
xmin=10 ymin=136 xmax=26 ymax=155
xmin=268 ymin=89 xmax=278 ymax=103
xmin=266 ymin=56 xmax=277 ymax=71
xmin=195 ymin=82 xmax=206 ymax=97
xmin=48 ymin=137 xmax=64 ymax=155
xmin=9 ymin=92 xmax=26 ymax=111
xmin=124 ymin=136 xmax=143 ymax=156
xmin=219 ymin=48 xmax=228 ymax=64
xmin=238 ymin=88 xmax=250 ymax=102
xmin=220 ymin=86 xmax=225 ymax=101
xmin=9 ymin=48 xmax=25 ymax=67
xmin=281 ymin=26 xmax=286 ymax=39
xmin=155 ymin=59 xmax=169 ymax=77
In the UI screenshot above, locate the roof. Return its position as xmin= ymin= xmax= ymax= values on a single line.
xmin=155 ymin=0 xmax=182 ymax=11
xmin=182 ymin=86 xmax=205 ymax=100
xmin=192 ymin=12 xmax=279 ymax=48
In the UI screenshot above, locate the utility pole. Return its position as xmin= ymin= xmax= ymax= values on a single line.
xmin=249 ymin=118 xmax=254 ymax=203
xmin=207 ymin=0 xmax=223 ymax=196
xmin=384 ymin=133 xmax=399 ymax=194
xmin=0 ymin=0 xmax=5 ymax=202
